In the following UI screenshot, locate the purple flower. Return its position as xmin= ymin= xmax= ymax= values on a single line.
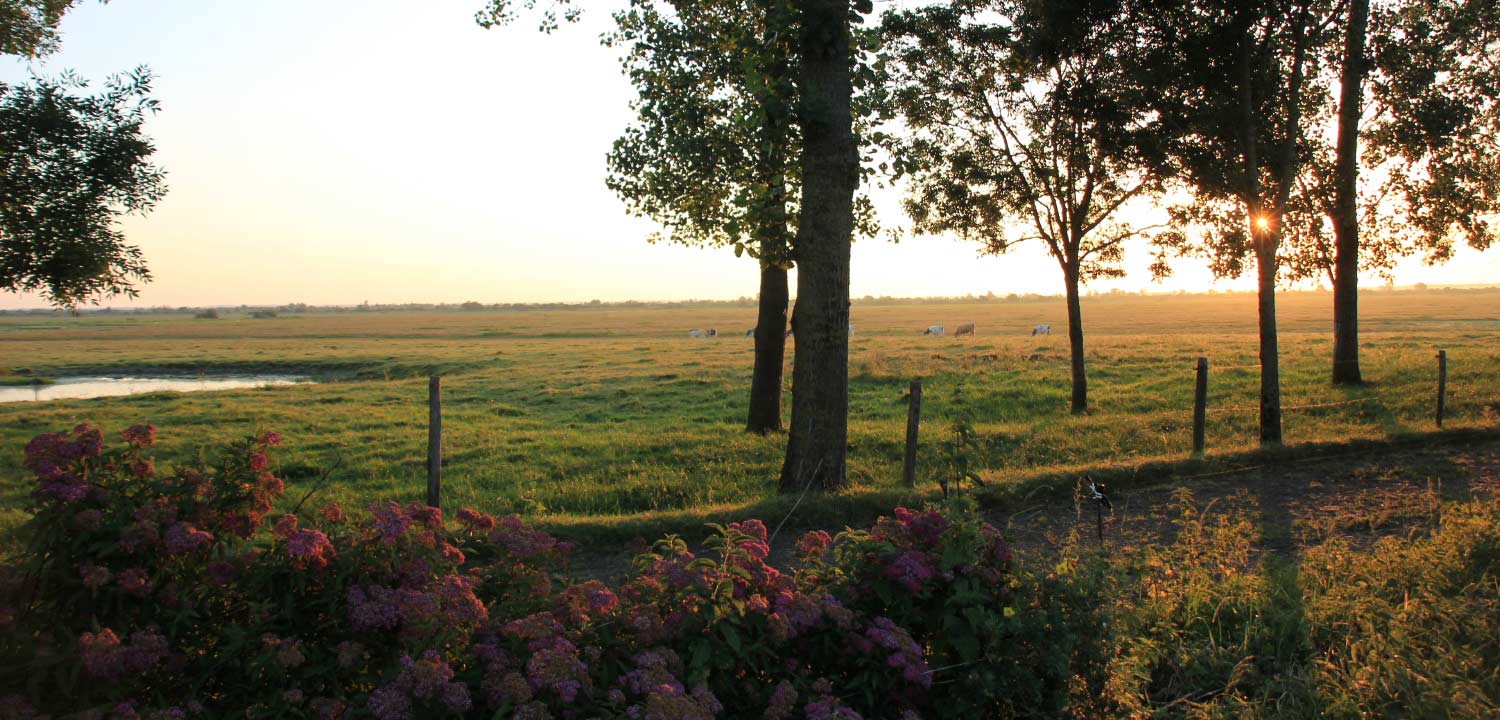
xmin=164 ymin=522 xmax=214 ymax=555
xmin=885 ymin=551 xmax=934 ymax=592
xmin=287 ymin=528 xmax=335 ymax=571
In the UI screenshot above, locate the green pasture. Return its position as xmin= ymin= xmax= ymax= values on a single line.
xmin=1 ymin=288 xmax=1497 ymax=537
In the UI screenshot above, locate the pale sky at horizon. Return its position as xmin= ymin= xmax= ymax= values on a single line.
xmin=0 ymin=0 xmax=1495 ymax=310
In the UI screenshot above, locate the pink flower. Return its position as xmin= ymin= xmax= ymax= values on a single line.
xmin=407 ymin=504 xmax=441 ymax=530
xmin=321 ymin=502 xmax=344 ymax=523
xmin=121 ymin=424 xmax=156 ymax=447
xmin=885 ymin=551 xmax=934 ymax=593
xmin=274 ymin=514 xmax=299 ymax=538
xmin=456 ymin=507 xmax=495 ymax=533
xmin=797 ymin=530 xmax=833 ymax=558
xmin=368 ymin=501 xmax=411 ymax=545
xmin=248 ymin=451 xmax=268 ymax=472
xmin=258 ymin=431 xmax=283 ymax=447
xmin=287 ymin=529 xmax=335 ymax=571
xmin=164 ymin=521 xmax=214 ymax=555
xmin=117 ymin=568 xmax=150 ymax=597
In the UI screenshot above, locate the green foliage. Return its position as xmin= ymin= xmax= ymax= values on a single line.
xmin=0 ymin=68 xmax=166 ymax=307
xmin=1363 ymin=0 xmax=1500 ymax=261
xmin=1302 ymin=499 xmax=1500 ymax=718
xmin=0 ymin=0 xmax=90 ymax=58
xmin=878 ymin=0 xmax=1165 ymax=282
xmin=605 ymin=0 xmax=799 ymax=265
xmin=1137 ymin=0 xmax=1343 ymax=282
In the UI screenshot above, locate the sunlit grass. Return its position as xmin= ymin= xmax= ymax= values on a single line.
xmin=1 ymin=288 xmax=1497 ymax=542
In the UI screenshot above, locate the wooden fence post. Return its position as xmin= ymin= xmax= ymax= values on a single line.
xmin=1192 ymin=357 xmax=1208 ymax=457
xmin=427 ymin=376 xmax=442 ymax=508
xmin=1436 ymin=350 xmax=1447 ymax=429
xmin=903 ymin=379 xmax=923 ymax=488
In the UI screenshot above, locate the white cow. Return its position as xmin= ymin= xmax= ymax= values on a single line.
xmin=745 ymin=329 xmax=755 ymax=338
xmin=847 ymin=323 xmax=854 ymax=336
xmin=707 ymin=328 xmax=717 ymax=338
xmin=923 ymin=325 xmax=945 ymax=336
xmin=1031 ymin=324 xmax=1051 ymax=336
xmin=688 ymin=329 xmax=706 ymax=338
xmin=954 ymin=322 xmax=976 ymax=337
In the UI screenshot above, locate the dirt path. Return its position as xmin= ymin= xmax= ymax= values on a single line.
xmin=566 ymin=438 xmax=1500 ymax=580
xmin=990 ymin=438 xmax=1500 ymax=557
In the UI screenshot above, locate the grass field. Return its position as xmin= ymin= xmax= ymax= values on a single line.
xmin=2 ymin=287 xmax=1498 ymax=539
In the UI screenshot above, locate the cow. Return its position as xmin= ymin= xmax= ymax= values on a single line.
xmin=923 ymin=325 xmax=945 ymax=336
xmin=1031 ymin=324 xmax=1051 ymax=336
xmin=786 ymin=328 xmax=794 ymax=339
xmin=707 ymin=328 xmax=718 ymax=338
xmin=688 ymin=329 xmax=706 ymax=338
xmin=847 ymin=323 xmax=854 ymax=336
xmin=745 ymin=329 xmax=754 ymax=338
xmin=954 ymin=322 xmax=976 ymax=337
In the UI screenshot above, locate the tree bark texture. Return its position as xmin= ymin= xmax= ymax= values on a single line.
xmin=1063 ymin=267 xmax=1088 ymax=414
xmin=779 ymin=0 xmax=856 ymax=493
xmin=746 ymin=261 xmax=789 ymax=433
xmin=1332 ymin=0 xmax=1368 ymax=385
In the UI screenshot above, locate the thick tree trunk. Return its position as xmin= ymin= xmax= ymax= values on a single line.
xmin=1063 ymin=266 xmax=1088 ymax=414
xmin=1332 ymin=0 xmax=1368 ymax=385
xmin=1256 ymin=238 xmax=1283 ymax=445
xmin=746 ymin=261 xmax=788 ymax=433
xmin=778 ymin=0 xmax=856 ymax=493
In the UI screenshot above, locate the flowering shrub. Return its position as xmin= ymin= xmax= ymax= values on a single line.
xmin=0 ymin=423 xmax=1046 ymax=719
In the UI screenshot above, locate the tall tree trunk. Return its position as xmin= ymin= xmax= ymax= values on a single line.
xmin=779 ymin=0 xmax=856 ymax=493
xmin=1256 ymin=236 xmax=1283 ymax=445
xmin=1332 ymin=0 xmax=1368 ymax=385
xmin=746 ymin=260 xmax=788 ymax=433
xmin=1063 ymin=265 xmax=1088 ymax=414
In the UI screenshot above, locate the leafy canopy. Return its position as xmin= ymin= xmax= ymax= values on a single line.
xmin=0 ymin=68 xmax=167 ymax=306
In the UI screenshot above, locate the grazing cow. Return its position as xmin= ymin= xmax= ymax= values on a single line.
xmin=923 ymin=325 xmax=945 ymax=336
xmin=954 ymin=322 xmax=976 ymax=337
xmin=707 ymin=328 xmax=718 ymax=338
xmin=745 ymin=329 xmax=754 ymax=338
xmin=1031 ymin=324 xmax=1051 ymax=336
xmin=688 ymin=329 xmax=706 ymax=338
xmin=785 ymin=328 xmax=794 ymax=339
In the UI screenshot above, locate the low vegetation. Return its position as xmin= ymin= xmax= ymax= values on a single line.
xmin=2 ymin=422 xmax=1495 ymax=717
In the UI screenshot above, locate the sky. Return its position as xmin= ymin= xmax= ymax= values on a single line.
xmin=0 ymin=0 xmax=1495 ymax=309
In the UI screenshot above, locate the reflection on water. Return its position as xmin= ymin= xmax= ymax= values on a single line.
xmin=0 ymin=376 xmax=310 ymax=403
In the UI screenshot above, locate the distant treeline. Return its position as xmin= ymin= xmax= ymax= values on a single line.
xmin=0 ymin=283 xmax=1491 ymax=317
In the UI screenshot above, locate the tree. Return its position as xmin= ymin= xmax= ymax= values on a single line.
xmin=480 ymin=0 xmax=868 ymax=492
xmin=0 ymin=68 xmax=166 ymax=307
xmin=1278 ymin=0 xmax=1497 ymax=386
xmin=880 ymin=0 xmax=1166 ymax=414
xmin=605 ymin=0 xmax=799 ymax=434
xmin=0 ymin=0 xmax=91 ymax=58
xmin=775 ymin=0 xmax=868 ymax=493
xmin=1145 ymin=0 xmax=1342 ymax=445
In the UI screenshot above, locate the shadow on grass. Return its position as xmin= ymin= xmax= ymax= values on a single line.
xmin=537 ymin=426 xmax=1500 ymax=557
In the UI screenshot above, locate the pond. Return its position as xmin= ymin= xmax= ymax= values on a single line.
xmin=0 ymin=376 xmax=311 ymax=403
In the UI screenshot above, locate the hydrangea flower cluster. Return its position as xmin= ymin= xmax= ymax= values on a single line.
xmin=5 ymin=424 xmax=1021 ymax=720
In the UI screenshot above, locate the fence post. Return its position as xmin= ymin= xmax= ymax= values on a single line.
xmin=903 ymin=379 xmax=923 ymax=488
xmin=1436 ymin=350 xmax=1447 ymax=429
xmin=427 ymin=376 xmax=442 ymax=508
xmin=1192 ymin=357 xmax=1208 ymax=457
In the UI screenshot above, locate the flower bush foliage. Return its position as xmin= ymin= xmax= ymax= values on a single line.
xmin=0 ymin=425 xmax=1069 ymax=719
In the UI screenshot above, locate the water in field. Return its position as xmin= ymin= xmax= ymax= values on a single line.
xmin=0 ymin=376 xmax=310 ymax=403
